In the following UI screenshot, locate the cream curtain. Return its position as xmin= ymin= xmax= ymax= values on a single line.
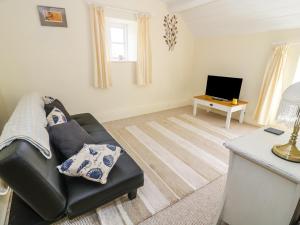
xmin=136 ymin=15 xmax=152 ymax=86
xmin=254 ymin=45 xmax=289 ymax=125
xmin=90 ymin=5 xmax=111 ymax=89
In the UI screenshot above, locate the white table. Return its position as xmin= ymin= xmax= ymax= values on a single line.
xmin=218 ymin=129 xmax=300 ymax=225
xmin=193 ymin=95 xmax=247 ymax=129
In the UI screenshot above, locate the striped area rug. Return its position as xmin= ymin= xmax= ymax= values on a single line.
xmin=54 ymin=114 xmax=238 ymax=225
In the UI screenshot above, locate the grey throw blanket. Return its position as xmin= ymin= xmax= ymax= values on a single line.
xmin=0 ymin=93 xmax=51 ymax=159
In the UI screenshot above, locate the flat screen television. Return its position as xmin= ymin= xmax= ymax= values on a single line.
xmin=205 ymin=75 xmax=243 ymax=101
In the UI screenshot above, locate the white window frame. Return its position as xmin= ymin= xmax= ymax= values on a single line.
xmin=108 ymin=23 xmax=128 ymax=62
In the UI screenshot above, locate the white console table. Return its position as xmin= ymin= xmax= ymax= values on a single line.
xmin=193 ymin=95 xmax=247 ymax=129
xmin=218 ymin=129 xmax=300 ymax=225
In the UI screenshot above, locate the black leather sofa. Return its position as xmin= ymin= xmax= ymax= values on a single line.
xmin=0 ymin=113 xmax=144 ymax=222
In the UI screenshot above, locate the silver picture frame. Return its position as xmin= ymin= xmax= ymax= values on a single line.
xmin=37 ymin=5 xmax=68 ymax=28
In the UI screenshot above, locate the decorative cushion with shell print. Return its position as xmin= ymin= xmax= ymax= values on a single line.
xmin=47 ymin=107 xmax=67 ymax=127
xmin=43 ymin=96 xmax=55 ymax=105
xmin=57 ymin=144 xmax=121 ymax=184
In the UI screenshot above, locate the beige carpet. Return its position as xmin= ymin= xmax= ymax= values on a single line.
xmin=53 ymin=176 xmax=226 ymax=225
xmin=141 ymin=175 xmax=226 ymax=225
xmin=53 ymin=106 xmax=256 ymax=225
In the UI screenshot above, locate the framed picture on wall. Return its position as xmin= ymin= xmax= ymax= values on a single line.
xmin=37 ymin=5 xmax=68 ymax=27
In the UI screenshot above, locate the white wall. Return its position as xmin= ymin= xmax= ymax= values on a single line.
xmin=2 ymin=0 xmax=300 ymax=128
xmin=0 ymin=0 xmax=195 ymax=124
xmin=0 ymin=89 xmax=7 ymax=131
xmin=193 ymin=29 xmax=300 ymax=125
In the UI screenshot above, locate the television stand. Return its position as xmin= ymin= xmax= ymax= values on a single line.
xmin=193 ymin=95 xmax=248 ymax=129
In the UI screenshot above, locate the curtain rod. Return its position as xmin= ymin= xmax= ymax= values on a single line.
xmin=86 ymin=0 xmax=151 ymax=16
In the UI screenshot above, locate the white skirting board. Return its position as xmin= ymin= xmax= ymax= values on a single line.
xmin=95 ymin=99 xmax=192 ymax=123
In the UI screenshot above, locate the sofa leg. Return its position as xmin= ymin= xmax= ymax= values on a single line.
xmin=128 ymin=190 xmax=137 ymax=200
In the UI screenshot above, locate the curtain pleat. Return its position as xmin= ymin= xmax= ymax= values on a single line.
xmin=136 ymin=15 xmax=152 ymax=86
xmin=254 ymin=45 xmax=289 ymax=125
xmin=90 ymin=5 xmax=111 ymax=89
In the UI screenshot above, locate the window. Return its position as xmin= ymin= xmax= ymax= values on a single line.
xmin=109 ymin=23 xmax=128 ymax=61
xmin=106 ymin=17 xmax=137 ymax=62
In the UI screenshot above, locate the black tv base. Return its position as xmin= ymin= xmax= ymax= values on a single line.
xmin=212 ymin=96 xmax=229 ymax=102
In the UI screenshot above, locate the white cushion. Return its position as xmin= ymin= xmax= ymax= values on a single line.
xmin=47 ymin=107 xmax=67 ymax=127
xmin=57 ymin=144 xmax=121 ymax=184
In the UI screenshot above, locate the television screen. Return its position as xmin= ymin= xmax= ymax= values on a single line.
xmin=205 ymin=75 xmax=243 ymax=101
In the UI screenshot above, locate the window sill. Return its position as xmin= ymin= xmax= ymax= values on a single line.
xmin=110 ymin=61 xmax=137 ymax=63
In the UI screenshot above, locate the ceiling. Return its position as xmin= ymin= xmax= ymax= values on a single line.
xmin=161 ymin=0 xmax=300 ymax=37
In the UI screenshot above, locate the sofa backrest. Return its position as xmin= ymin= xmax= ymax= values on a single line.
xmin=0 ymin=140 xmax=66 ymax=221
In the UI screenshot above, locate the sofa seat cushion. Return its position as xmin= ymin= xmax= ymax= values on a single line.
xmin=67 ymin=113 xmax=144 ymax=218
xmin=71 ymin=113 xmax=103 ymax=130
xmin=65 ymin=152 xmax=144 ymax=218
xmin=71 ymin=114 xmax=120 ymax=146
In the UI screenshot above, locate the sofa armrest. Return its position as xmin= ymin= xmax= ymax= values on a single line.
xmin=0 ymin=140 xmax=66 ymax=221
